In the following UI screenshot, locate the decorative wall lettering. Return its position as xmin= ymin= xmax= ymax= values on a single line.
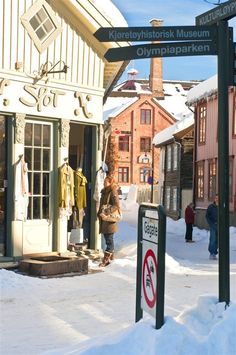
xmin=19 ymin=85 xmax=65 ymax=112
xmin=74 ymin=92 xmax=92 ymax=118
xmin=0 ymin=78 xmax=10 ymax=95
xmin=60 ymin=119 xmax=70 ymax=147
xmin=15 ymin=113 xmax=26 ymax=144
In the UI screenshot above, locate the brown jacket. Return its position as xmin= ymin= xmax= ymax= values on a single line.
xmin=98 ymin=184 xmax=120 ymax=234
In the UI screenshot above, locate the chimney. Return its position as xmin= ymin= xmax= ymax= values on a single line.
xmin=149 ymin=19 xmax=164 ymax=98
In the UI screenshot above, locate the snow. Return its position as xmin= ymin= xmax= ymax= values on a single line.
xmin=187 ymin=75 xmax=218 ymax=106
xmin=152 ymin=115 xmax=194 ymax=146
xmin=1 ymin=201 xmax=236 ymax=355
xmin=103 ymin=81 xmax=193 ymax=123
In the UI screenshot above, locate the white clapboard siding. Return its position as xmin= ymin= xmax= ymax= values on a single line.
xmin=0 ymin=0 xmax=104 ymax=90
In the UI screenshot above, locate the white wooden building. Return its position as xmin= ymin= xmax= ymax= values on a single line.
xmin=0 ymin=0 xmax=129 ymax=257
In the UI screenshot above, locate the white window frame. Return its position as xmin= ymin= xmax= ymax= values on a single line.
xmin=167 ymin=145 xmax=172 ymax=171
xmin=165 ymin=186 xmax=171 ymax=210
xmin=172 ymin=187 xmax=178 ymax=211
xmin=21 ymin=0 xmax=62 ymax=53
xmin=173 ymin=144 xmax=178 ymax=170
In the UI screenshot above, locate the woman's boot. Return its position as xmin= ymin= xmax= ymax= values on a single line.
xmin=99 ymin=251 xmax=112 ymax=267
xmin=110 ymin=251 xmax=114 ymax=261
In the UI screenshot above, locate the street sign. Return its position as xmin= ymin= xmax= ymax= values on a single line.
xmin=105 ymin=41 xmax=217 ymax=62
xmin=142 ymin=246 xmax=158 ymax=315
xmin=196 ymin=0 xmax=236 ymax=26
xmin=94 ymin=25 xmax=217 ymax=42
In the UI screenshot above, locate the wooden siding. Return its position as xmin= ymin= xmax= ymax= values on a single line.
xmin=0 ymin=0 xmax=104 ymax=90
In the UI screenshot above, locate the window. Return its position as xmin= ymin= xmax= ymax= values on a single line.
xmin=140 ymin=168 xmax=151 ymax=183
xmin=172 ymin=187 xmax=178 ymax=211
xmin=208 ymin=159 xmax=217 ymax=199
xmin=165 ymin=186 xmax=171 ymax=210
xmin=229 ymin=157 xmax=234 ymax=201
xmin=118 ymin=167 xmax=129 ymax=183
xmin=119 ymin=136 xmax=129 ymax=151
xmin=166 ymin=145 xmax=172 ymax=171
xmin=196 ymin=161 xmax=204 ymax=199
xmin=140 ymin=137 xmax=151 ymax=152
xmin=198 ymin=104 xmax=206 ymax=144
xmin=21 ymin=0 xmax=62 ymax=53
xmin=173 ymin=144 xmax=179 ymax=170
xmin=141 ymin=109 xmax=151 ymax=124
xmin=233 ymin=95 xmax=236 ymax=136
xmin=24 ymin=121 xmax=52 ymax=219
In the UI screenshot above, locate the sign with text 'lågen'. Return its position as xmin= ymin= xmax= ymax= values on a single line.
xmin=94 ymin=25 xmax=217 ymax=42
xmin=104 ymin=41 xmax=217 ymax=62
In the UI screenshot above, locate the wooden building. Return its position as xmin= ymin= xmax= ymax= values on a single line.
xmin=153 ymin=116 xmax=194 ymax=219
xmin=0 ymin=0 xmax=129 ymax=257
xmin=187 ymin=75 xmax=236 ymax=227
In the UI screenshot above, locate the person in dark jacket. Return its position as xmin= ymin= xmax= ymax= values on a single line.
xmin=185 ymin=203 xmax=195 ymax=243
xmin=205 ymin=194 xmax=218 ymax=260
xmin=98 ymin=175 xmax=120 ymax=267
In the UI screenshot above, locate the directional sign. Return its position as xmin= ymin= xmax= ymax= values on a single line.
xmin=94 ymin=25 xmax=217 ymax=42
xmin=105 ymin=41 xmax=217 ymax=62
xmin=196 ymin=0 xmax=236 ymax=26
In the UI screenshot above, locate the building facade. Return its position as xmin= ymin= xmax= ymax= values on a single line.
xmin=0 ymin=0 xmax=129 ymax=257
xmin=187 ymin=76 xmax=236 ymax=227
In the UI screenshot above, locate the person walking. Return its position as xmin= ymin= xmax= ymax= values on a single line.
xmin=185 ymin=202 xmax=195 ymax=243
xmin=98 ymin=175 xmax=120 ymax=267
xmin=205 ymin=194 xmax=218 ymax=260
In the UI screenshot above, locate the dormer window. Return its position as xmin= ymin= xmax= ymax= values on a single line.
xmin=21 ymin=0 xmax=62 ymax=53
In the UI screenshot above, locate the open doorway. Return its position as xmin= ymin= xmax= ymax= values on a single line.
xmin=69 ymin=123 xmax=93 ymax=246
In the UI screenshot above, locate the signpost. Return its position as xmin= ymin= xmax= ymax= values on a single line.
xmin=94 ymin=0 xmax=235 ymax=312
xmin=136 ymin=204 xmax=166 ymax=329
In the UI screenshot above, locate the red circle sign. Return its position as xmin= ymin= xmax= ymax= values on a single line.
xmin=142 ymin=249 xmax=158 ymax=308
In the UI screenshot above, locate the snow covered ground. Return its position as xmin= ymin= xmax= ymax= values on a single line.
xmin=1 ymin=201 xmax=236 ymax=355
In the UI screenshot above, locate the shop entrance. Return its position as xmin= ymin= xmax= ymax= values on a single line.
xmin=0 ymin=116 xmax=6 ymax=255
xmin=69 ymin=124 xmax=92 ymax=246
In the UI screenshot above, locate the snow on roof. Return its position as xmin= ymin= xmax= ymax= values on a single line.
xmin=187 ymin=75 xmax=217 ymax=105
xmin=91 ymin=0 xmax=128 ymax=26
xmin=153 ymin=82 xmax=191 ymax=121
xmin=103 ymin=97 xmax=138 ymax=121
xmin=153 ymin=114 xmax=194 ymax=146
xmin=103 ymin=80 xmax=193 ymax=122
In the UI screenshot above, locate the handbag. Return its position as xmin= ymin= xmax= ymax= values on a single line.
xmin=99 ymin=204 xmax=122 ymax=222
xmin=70 ymin=228 xmax=84 ymax=244
xmin=99 ymin=191 xmax=122 ymax=223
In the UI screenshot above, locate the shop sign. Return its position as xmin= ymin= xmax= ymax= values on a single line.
xmin=0 ymin=78 xmax=103 ymax=123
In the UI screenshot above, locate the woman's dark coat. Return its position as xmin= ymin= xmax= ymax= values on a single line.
xmin=98 ymin=184 xmax=120 ymax=234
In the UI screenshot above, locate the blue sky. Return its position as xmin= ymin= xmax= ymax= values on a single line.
xmin=111 ymin=0 xmax=235 ymax=81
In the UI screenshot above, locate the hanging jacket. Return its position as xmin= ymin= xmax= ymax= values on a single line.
xmin=74 ymin=170 xmax=87 ymax=209
xmin=58 ymin=164 xmax=74 ymax=208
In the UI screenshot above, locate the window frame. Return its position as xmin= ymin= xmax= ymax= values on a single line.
xmin=198 ymin=104 xmax=207 ymax=144
xmin=21 ymin=0 xmax=62 ymax=53
xmin=139 ymin=167 xmax=151 ymax=183
xmin=196 ymin=160 xmax=205 ymax=200
xmin=140 ymin=137 xmax=151 ymax=152
xmin=166 ymin=145 xmax=172 ymax=171
xmin=140 ymin=109 xmax=151 ymax=124
xmin=208 ymin=158 xmax=217 ymax=200
xmin=118 ymin=167 xmax=129 ymax=183
xmin=118 ymin=135 xmax=129 ymax=152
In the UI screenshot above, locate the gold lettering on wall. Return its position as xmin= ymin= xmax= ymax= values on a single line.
xmin=19 ymin=85 xmax=65 ymax=112
xmin=74 ymin=92 xmax=92 ymax=118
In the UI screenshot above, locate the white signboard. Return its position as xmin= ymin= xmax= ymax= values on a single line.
xmin=142 ymin=217 xmax=158 ymax=244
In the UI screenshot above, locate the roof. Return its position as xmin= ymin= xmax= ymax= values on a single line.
xmin=186 ymin=75 xmax=217 ymax=105
xmin=153 ymin=115 xmax=194 ymax=146
xmin=104 ymin=79 xmax=193 ymax=121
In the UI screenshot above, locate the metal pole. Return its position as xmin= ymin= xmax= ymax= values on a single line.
xmin=217 ymin=20 xmax=230 ymax=304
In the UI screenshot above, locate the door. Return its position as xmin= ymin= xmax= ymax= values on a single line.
xmin=23 ymin=120 xmax=53 ymax=254
xmin=0 ymin=117 xmax=6 ymax=255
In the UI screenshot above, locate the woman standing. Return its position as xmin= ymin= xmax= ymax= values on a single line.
xmin=98 ymin=175 xmax=120 ymax=267
xmin=184 ymin=202 xmax=195 ymax=243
